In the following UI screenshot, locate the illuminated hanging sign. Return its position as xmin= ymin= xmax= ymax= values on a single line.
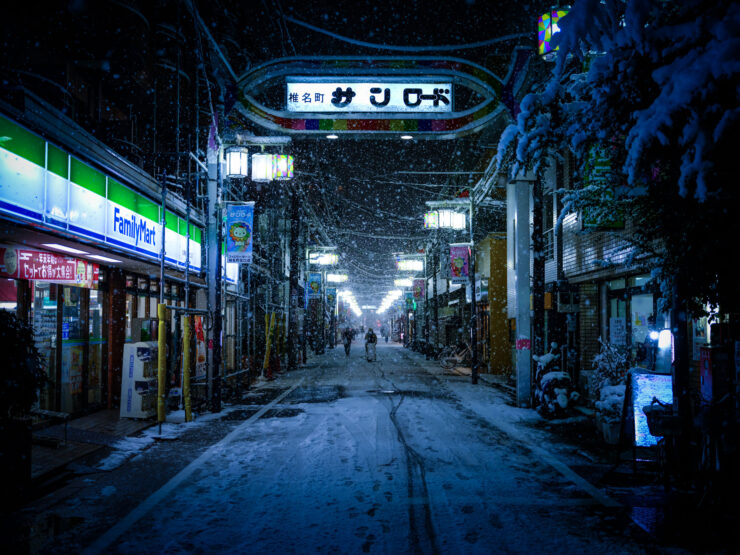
xmin=286 ymin=81 xmax=452 ymax=113
xmin=396 ymin=258 xmax=423 ymax=272
xmin=236 ymin=52 xmax=536 ymax=138
xmin=309 ymin=252 xmax=338 ymax=265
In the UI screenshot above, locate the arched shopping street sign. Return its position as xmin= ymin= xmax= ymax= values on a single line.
xmin=234 ymin=49 xmax=532 ymax=139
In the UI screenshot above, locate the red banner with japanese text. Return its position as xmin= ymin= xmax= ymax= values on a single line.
xmin=1 ymin=245 xmax=99 ymax=288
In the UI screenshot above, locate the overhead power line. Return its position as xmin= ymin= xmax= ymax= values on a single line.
xmin=283 ymin=15 xmax=529 ymax=52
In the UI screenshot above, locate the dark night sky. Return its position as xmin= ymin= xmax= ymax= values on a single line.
xmin=210 ymin=0 xmax=541 ymax=304
xmin=2 ymin=0 xmax=546 ymax=306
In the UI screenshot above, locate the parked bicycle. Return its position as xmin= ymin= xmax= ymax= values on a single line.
xmin=694 ymin=391 xmax=739 ymax=512
xmin=440 ymin=342 xmax=472 ymax=370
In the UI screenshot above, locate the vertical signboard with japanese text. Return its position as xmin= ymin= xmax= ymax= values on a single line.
xmin=449 ymin=244 xmax=470 ymax=284
xmin=326 ymin=287 xmax=337 ymax=313
xmin=225 ymin=203 xmax=254 ymax=264
xmin=307 ymin=272 xmax=322 ymax=299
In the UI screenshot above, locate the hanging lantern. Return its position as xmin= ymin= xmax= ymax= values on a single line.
xmin=423 ymin=210 xmax=439 ymax=229
xmin=274 ymin=154 xmax=294 ymax=180
xmin=225 ymin=146 xmax=249 ymax=178
xmin=251 ymin=153 xmax=275 ymax=182
xmin=424 ymin=209 xmax=465 ymax=230
xmin=440 ymin=209 xmax=466 ymax=230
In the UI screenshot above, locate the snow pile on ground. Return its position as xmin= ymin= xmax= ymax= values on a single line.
xmin=96 ymin=407 xmax=239 ymax=471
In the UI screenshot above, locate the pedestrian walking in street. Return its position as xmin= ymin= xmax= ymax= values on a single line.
xmin=364 ymin=327 xmax=377 ymax=361
xmin=342 ymin=327 xmax=353 ymax=357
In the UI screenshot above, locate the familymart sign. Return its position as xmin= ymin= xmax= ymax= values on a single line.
xmin=0 ymin=113 xmax=203 ymax=273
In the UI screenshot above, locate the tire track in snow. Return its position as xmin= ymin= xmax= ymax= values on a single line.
xmin=374 ymin=356 xmax=441 ymax=555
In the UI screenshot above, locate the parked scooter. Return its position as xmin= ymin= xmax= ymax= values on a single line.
xmin=533 ymin=343 xmax=579 ymax=418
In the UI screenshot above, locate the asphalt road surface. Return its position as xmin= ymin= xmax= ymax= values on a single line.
xmin=16 ymin=342 xmax=669 ymax=554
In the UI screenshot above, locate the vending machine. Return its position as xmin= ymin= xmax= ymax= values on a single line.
xmin=120 ymin=341 xmax=158 ymax=419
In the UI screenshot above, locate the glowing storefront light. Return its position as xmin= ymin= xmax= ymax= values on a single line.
xmin=327 ymin=273 xmax=348 ymax=283
xmin=394 ymin=278 xmax=413 ymax=287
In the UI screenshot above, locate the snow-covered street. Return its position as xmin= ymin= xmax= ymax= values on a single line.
xmin=17 ymin=342 xmax=671 ymax=554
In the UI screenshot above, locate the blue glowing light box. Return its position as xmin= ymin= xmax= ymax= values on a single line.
xmin=631 ymin=370 xmax=673 ymax=447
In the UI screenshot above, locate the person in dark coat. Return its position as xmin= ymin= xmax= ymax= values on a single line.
xmin=342 ymin=327 xmax=353 ymax=357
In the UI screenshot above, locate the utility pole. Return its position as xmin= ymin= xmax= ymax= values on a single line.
xmin=287 ymin=184 xmax=300 ymax=370
xmin=433 ymin=244 xmax=439 ymax=353
xmin=206 ymin=107 xmax=222 ymax=413
xmin=424 ymin=248 xmax=430 ymax=359
xmin=515 ymin=177 xmax=533 ymax=407
xmin=532 ymin=176 xmax=545 ymax=362
xmin=468 ymin=198 xmax=479 ymax=385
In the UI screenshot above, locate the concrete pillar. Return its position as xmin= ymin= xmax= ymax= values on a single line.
xmin=515 ymin=179 xmax=532 ymax=407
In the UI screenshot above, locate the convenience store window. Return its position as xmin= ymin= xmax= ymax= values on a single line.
xmin=32 ymin=282 xmax=58 ymax=411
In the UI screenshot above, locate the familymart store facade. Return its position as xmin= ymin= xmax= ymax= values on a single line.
xmin=0 ymin=109 xmax=208 ymax=415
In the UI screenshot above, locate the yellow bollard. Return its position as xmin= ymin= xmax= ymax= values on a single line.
xmin=183 ymin=315 xmax=192 ymax=423
xmin=157 ymin=303 xmax=166 ymax=425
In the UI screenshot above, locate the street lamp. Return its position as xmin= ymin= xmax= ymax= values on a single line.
xmin=424 ymin=197 xmax=478 ymax=384
xmin=306 ymin=245 xmax=338 ymax=354
xmin=225 ymin=146 xmax=249 ymax=178
xmin=424 ymin=209 xmax=466 ymax=230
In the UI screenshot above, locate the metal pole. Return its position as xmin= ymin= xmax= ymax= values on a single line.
xmin=246 ymin=265 xmax=251 ymax=378
xmin=304 ymin=246 xmax=309 ymax=362
xmin=158 ymin=174 xmax=167 ymax=433
xmin=433 ymin=243 xmax=439 ymax=353
xmin=183 ymin=314 xmax=192 ymax=422
xmin=160 ymin=173 xmax=166 ymax=306
xmin=424 ymin=250 xmax=430 ymax=359
xmin=157 ymin=303 xmax=167 ymax=430
xmin=469 ymin=198 xmax=478 ymax=385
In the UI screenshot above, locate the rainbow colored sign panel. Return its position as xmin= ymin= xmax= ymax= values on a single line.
xmin=538 ymin=9 xmax=569 ymax=58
